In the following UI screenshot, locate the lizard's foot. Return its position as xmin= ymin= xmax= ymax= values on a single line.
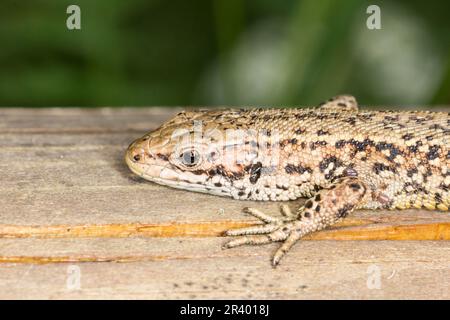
xmin=223 ymin=178 xmax=368 ymax=266
xmin=223 ymin=205 xmax=303 ymax=266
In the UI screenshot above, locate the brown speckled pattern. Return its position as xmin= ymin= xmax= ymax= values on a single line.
xmin=126 ymin=95 xmax=450 ymax=266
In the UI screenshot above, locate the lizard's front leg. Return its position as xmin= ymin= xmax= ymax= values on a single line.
xmin=223 ymin=177 xmax=367 ymax=266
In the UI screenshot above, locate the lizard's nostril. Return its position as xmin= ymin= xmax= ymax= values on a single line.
xmin=133 ymin=154 xmax=141 ymax=162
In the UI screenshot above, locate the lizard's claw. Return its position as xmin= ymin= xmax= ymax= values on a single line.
xmin=222 ymin=206 xmax=302 ymax=266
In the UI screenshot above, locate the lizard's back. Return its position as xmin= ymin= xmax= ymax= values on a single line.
xmin=242 ymin=107 xmax=450 ymax=210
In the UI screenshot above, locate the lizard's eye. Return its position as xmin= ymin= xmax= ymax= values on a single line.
xmin=180 ymin=149 xmax=201 ymax=167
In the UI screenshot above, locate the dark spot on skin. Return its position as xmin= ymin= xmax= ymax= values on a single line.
xmin=317 ymin=129 xmax=329 ymax=136
xmin=209 ymin=165 xmax=244 ymax=181
xmin=207 ymin=151 xmax=217 ymax=162
xmin=344 ymin=117 xmax=356 ymax=126
xmin=386 ymin=148 xmax=401 ymax=161
xmin=315 ymin=205 xmax=321 ymax=212
xmin=349 ymin=183 xmax=361 ymax=191
xmin=409 ymin=115 xmax=427 ymax=124
xmin=319 ymin=156 xmax=343 ymax=173
xmin=426 ymin=145 xmax=440 ymax=160
xmin=375 ymin=142 xmax=402 ymax=161
xmin=295 ymin=113 xmax=308 ymax=120
xmin=408 ymin=140 xmax=423 ymax=153
xmin=373 ymin=162 xmax=397 ymax=174
xmin=384 ymin=115 xmax=399 ymax=122
xmin=238 ymin=191 xmax=245 ymax=197
xmin=357 ymin=113 xmax=374 ymax=121
xmin=423 ymin=168 xmax=433 ymax=183
xmin=311 ymin=141 xmax=328 ymax=148
xmin=289 ymin=138 xmax=298 ymax=144
xmin=305 ymin=200 xmax=313 ymax=209
xmin=429 ymin=124 xmax=444 ymax=131
xmin=403 ymin=182 xmax=427 ymax=194
xmin=435 ymin=193 xmax=442 ymax=204
xmin=157 ymin=153 xmax=169 ymax=161
xmin=285 ymin=164 xmax=312 ymax=175
xmin=319 ymin=156 xmax=345 ymax=180
xmin=407 ymin=168 xmax=418 ymax=178
xmin=349 ymin=139 xmax=373 ymax=152
xmin=314 ymin=194 xmax=321 ymax=201
xmin=402 ymin=133 xmax=413 ymax=140
xmin=337 ymin=102 xmax=346 ymax=107
xmin=295 ymin=128 xmax=306 ymax=135
xmin=214 ymin=182 xmax=222 ymax=187
xmin=303 ymin=211 xmax=311 ymax=218
xmin=336 ymin=204 xmax=353 ymax=218
xmin=247 ymin=162 xmax=262 ymax=184
xmin=335 ymin=140 xmax=346 ymax=148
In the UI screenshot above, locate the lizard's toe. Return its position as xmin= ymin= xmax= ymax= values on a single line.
xmin=224 ymin=206 xmax=286 ymax=237
xmin=223 ymin=220 xmax=301 ymax=267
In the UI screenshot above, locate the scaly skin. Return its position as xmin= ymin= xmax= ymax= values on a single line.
xmin=125 ymin=95 xmax=450 ymax=266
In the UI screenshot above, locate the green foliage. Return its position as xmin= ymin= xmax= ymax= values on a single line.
xmin=0 ymin=0 xmax=449 ymax=107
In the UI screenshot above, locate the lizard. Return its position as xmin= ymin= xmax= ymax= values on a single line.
xmin=125 ymin=95 xmax=450 ymax=266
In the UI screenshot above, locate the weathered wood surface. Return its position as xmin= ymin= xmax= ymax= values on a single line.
xmin=0 ymin=107 xmax=449 ymax=299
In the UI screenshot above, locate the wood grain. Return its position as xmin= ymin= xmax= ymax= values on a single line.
xmin=0 ymin=107 xmax=449 ymax=299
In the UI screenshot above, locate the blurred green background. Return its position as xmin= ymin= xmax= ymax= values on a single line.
xmin=0 ymin=0 xmax=449 ymax=107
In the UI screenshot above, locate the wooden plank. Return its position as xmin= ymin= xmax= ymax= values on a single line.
xmin=0 ymin=239 xmax=448 ymax=299
xmin=0 ymin=107 xmax=449 ymax=299
xmin=0 ymin=108 xmax=180 ymax=132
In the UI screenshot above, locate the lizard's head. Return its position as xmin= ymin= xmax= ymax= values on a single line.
xmin=125 ymin=109 xmax=266 ymax=197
